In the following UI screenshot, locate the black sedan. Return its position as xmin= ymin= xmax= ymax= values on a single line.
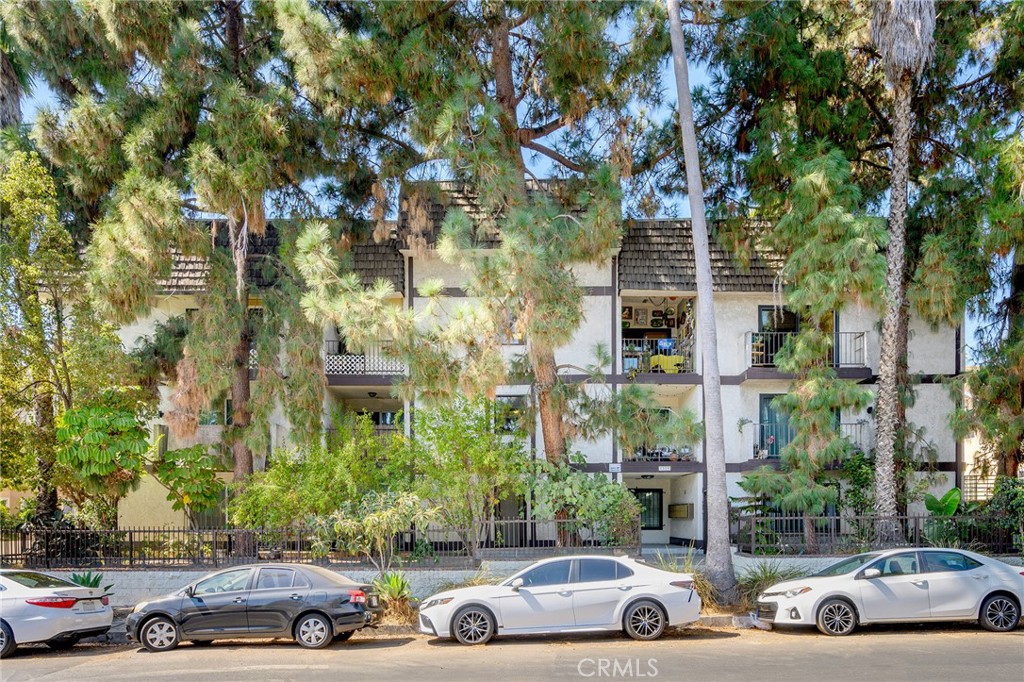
xmin=126 ymin=564 xmax=381 ymax=652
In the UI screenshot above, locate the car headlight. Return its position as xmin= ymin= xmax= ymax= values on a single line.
xmin=421 ymin=597 xmax=453 ymax=610
xmin=763 ymin=586 xmax=812 ymax=599
xmin=132 ymin=601 xmax=149 ymax=613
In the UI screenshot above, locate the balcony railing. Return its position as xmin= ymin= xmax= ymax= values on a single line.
xmin=631 ymin=445 xmax=696 ymax=462
xmin=747 ymin=421 xmax=873 ymax=460
xmin=747 ymin=331 xmax=867 ymax=368
xmin=621 ymin=337 xmax=695 ymax=374
xmin=323 ymin=340 xmax=406 ymax=375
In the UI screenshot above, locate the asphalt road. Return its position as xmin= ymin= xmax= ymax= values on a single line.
xmin=1 ymin=624 xmax=1021 ymax=682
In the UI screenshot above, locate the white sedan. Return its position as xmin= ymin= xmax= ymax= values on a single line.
xmin=0 ymin=569 xmax=113 ymax=658
xmin=418 ymin=555 xmax=701 ymax=644
xmin=755 ymin=547 xmax=1024 ymax=636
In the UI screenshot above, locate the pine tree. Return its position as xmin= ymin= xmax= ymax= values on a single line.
xmin=4 ymin=1 xmax=336 ymax=486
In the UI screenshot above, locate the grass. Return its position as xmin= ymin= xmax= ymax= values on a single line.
xmin=735 ymin=560 xmax=808 ymax=611
xmin=652 ymin=546 xmax=720 ymax=614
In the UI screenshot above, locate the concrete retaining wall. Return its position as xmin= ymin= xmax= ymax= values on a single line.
xmin=51 ymin=561 xmax=533 ymax=608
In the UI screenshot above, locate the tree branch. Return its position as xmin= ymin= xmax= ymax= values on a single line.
xmin=523 ymin=141 xmax=586 ymax=173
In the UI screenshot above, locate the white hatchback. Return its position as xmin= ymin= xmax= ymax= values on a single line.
xmin=755 ymin=548 xmax=1024 ymax=635
xmin=0 ymin=569 xmax=113 ymax=658
xmin=418 ymin=555 xmax=701 ymax=645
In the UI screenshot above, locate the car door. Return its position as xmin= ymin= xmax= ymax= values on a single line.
xmin=573 ymin=559 xmax=633 ymax=627
xmin=920 ymin=550 xmax=990 ymax=619
xmin=858 ymin=552 xmax=930 ymax=621
xmin=246 ymin=567 xmax=311 ymax=634
xmin=179 ymin=568 xmax=253 ymax=637
xmin=498 ymin=559 xmax=575 ymax=631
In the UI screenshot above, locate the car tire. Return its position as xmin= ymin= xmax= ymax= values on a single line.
xmin=333 ymin=630 xmax=355 ymax=642
xmin=451 ymin=606 xmax=495 ymax=645
xmin=294 ymin=613 xmax=332 ymax=649
xmin=623 ymin=600 xmax=667 ymax=641
xmin=0 ymin=620 xmax=16 ymax=659
xmin=816 ymin=599 xmax=857 ymax=636
xmin=979 ymin=594 xmax=1021 ymax=632
xmin=45 ymin=636 xmax=80 ymax=650
xmin=140 ymin=616 xmax=180 ymax=653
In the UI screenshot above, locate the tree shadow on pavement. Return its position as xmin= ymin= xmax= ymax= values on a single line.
xmin=426 ymin=628 xmax=739 ymax=647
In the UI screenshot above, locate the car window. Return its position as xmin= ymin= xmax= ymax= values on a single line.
xmin=814 ymin=552 xmax=883 ymax=577
xmin=616 ymin=563 xmax=635 ymax=579
xmin=578 ymin=559 xmax=619 ymax=583
xmin=1 ymin=571 xmax=77 ymax=589
xmin=193 ymin=569 xmax=251 ymax=596
xmin=519 ymin=560 xmax=571 ymax=587
xmin=921 ymin=551 xmax=982 ymax=573
xmin=256 ymin=568 xmax=295 ymax=590
xmin=870 ymin=552 xmax=919 ymax=576
xmin=293 ymin=571 xmax=312 ymax=588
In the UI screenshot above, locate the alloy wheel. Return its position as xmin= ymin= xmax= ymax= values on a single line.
xmin=144 ymin=620 xmax=178 ymax=651
xmin=297 ymin=616 xmax=329 ymax=647
xmin=984 ymin=597 xmax=1019 ymax=631
xmin=455 ymin=610 xmax=492 ymax=644
xmin=629 ymin=605 xmax=664 ymax=639
xmin=819 ymin=601 xmax=855 ymax=636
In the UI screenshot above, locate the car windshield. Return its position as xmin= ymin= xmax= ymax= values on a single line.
xmin=813 ymin=553 xmax=884 ymax=577
xmin=1 ymin=571 xmax=77 ymax=589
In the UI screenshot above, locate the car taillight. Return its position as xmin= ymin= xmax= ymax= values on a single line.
xmin=26 ymin=597 xmax=78 ymax=608
xmin=670 ymin=580 xmax=695 ymax=590
xmin=101 ymin=596 xmax=110 ymax=606
xmin=348 ymin=590 xmax=367 ymax=604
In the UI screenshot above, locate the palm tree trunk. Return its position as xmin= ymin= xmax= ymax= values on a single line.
xmin=666 ymin=0 xmax=736 ymax=601
xmin=0 ymin=50 xmax=20 ymax=129
xmin=874 ymin=73 xmax=914 ymax=542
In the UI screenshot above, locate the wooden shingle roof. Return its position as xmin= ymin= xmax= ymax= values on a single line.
xmin=619 ymin=219 xmax=779 ymax=292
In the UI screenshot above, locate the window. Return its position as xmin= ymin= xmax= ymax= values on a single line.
xmin=578 ymin=559 xmax=621 ymax=583
xmin=256 ymin=568 xmax=296 ymax=590
xmin=193 ymin=568 xmax=251 ymax=596
xmin=633 ymin=489 xmax=664 ymax=530
xmin=869 ymin=552 xmax=919 ymax=576
xmin=518 ymin=560 xmax=572 ymax=587
xmin=495 ymin=396 xmax=527 ymax=434
xmin=1 ymin=571 xmax=76 ymax=589
xmin=757 ymin=395 xmax=792 ymax=458
xmin=921 ymin=551 xmax=982 ymax=573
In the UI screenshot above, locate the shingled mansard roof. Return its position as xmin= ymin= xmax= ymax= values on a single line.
xmin=157 ymin=221 xmax=405 ymax=295
xmin=618 ymin=219 xmax=780 ymax=292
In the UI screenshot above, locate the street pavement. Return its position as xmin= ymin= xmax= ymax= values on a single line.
xmin=0 ymin=624 xmax=1021 ymax=682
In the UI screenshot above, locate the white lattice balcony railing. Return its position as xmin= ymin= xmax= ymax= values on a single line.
xmin=323 ymin=340 xmax=406 ymax=376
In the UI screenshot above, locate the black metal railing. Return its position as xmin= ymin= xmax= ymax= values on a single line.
xmin=621 ymin=337 xmax=695 ymax=374
xmin=732 ymin=513 xmax=1018 ymax=556
xmin=748 ymin=331 xmax=867 ymax=368
xmin=0 ymin=518 xmax=642 ymax=569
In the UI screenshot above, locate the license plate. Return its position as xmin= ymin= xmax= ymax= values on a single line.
xmin=79 ymin=600 xmax=97 ymax=612
xmin=369 ymin=596 xmax=379 ymax=608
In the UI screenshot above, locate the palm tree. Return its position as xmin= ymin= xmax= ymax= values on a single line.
xmin=871 ymin=0 xmax=935 ymax=538
xmin=666 ymin=0 xmax=736 ymax=600
xmin=0 ymin=20 xmax=30 ymax=130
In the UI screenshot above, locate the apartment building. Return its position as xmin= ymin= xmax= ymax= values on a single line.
xmin=119 ymin=184 xmax=964 ymax=542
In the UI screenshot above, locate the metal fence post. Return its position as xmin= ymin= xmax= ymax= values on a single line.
xmin=750 ymin=515 xmax=757 ymax=556
xmin=129 ymin=530 xmax=134 ymax=567
xmin=913 ymin=516 xmax=920 ymax=546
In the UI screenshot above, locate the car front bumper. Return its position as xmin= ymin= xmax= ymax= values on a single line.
xmin=756 ymin=597 xmax=814 ymax=626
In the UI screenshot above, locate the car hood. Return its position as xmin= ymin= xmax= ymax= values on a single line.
xmin=425 ymin=584 xmax=501 ymax=603
xmin=762 ymin=576 xmax=826 ymax=594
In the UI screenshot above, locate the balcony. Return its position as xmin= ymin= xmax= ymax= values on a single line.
xmin=631 ymin=445 xmax=696 ymax=462
xmin=746 ymin=421 xmax=874 ymax=461
xmin=323 ymin=340 xmax=406 ymax=376
xmin=621 ymin=337 xmax=695 ymax=374
xmin=746 ymin=331 xmax=867 ymax=369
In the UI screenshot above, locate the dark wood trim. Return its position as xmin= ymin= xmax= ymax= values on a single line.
xmin=407 ymin=257 xmax=413 ymax=307
xmin=611 ymin=257 xmax=618 ymax=465
xmin=954 ymin=324 xmax=962 ymax=375
xmin=415 ymin=286 xmax=615 ymax=298
xmin=579 ymin=461 xmax=702 ymax=474
xmin=326 ymin=375 xmax=399 ymax=387
xmin=670 ymin=536 xmax=705 ymax=549
xmin=727 ymin=459 xmax=958 ymax=473
xmin=724 ymin=367 xmax=873 ymax=383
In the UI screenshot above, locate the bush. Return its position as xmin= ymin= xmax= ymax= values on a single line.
xmin=652 ymin=547 xmax=719 ymax=613
xmin=736 ymin=560 xmax=808 ymax=611
xmin=373 ymin=571 xmax=416 ymax=625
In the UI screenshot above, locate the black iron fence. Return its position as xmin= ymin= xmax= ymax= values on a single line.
xmin=732 ymin=513 xmax=1020 ymax=556
xmin=0 ymin=518 xmax=641 ymax=570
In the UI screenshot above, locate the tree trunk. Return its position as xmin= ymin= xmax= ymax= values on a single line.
xmin=1006 ymin=248 xmax=1024 ymax=478
xmin=803 ymin=511 xmax=819 ymax=555
xmin=0 ymin=50 xmax=20 ymax=130
xmin=666 ymin=0 xmax=736 ymax=601
xmin=230 ymin=325 xmax=253 ymax=483
xmin=33 ymin=389 xmax=59 ymax=519
xmin=874 ymin=73 xmax=914 ymax=542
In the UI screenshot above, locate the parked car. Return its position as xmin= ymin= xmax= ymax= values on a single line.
xmin=755 ymin=547 xmax=1024 ymax=636
xmin=0 ymin=569 xmax=113 ymax=659
xmin=125 ymin=563 xmax=382 ymax=652
xmin=418 ymin=555 xmax=701 ymax=645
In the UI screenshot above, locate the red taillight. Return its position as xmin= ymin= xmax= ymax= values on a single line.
xmin=26 ymin=597 xmax=78 ymax=609
xmin=670 ymin=580 xmax=695 ymax=590
xmin=348 ymin=590 xmax=367 ymax=604
xmin=101 ymin=596 xmax=110 ymax=606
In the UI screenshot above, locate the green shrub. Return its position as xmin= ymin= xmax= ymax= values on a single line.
xmin=652 ymin=547 xmax=719 ymax=612
xmin=736 ymin=560 xmax=807 ymax=611
xmin=69 ymin=570 xmax=114 ymax=596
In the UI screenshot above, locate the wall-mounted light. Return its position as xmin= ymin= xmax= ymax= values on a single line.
xmin=640 ymin=474 xmax=655 ymax=480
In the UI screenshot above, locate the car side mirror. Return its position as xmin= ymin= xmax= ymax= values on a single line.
xmin=510 ymin=578 xmax=524 ymax=591
xmin=184 ymin=585 xmax=195 ymax=598
xmin=860 ymin=568 xmax=881 ymax=580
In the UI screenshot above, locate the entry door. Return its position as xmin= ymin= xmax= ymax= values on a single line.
xmin=246 ymin=567 xmax=311 ymax=634
xmin=759 ymin=395 xmax=791 ymax=458
xmin=179 ymin=568 xmax=253 ymax=636
xmin=498 ymin=559 xmax=575 ymax=630
xmin=858 ymin=552 xmax=930 ymax=621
